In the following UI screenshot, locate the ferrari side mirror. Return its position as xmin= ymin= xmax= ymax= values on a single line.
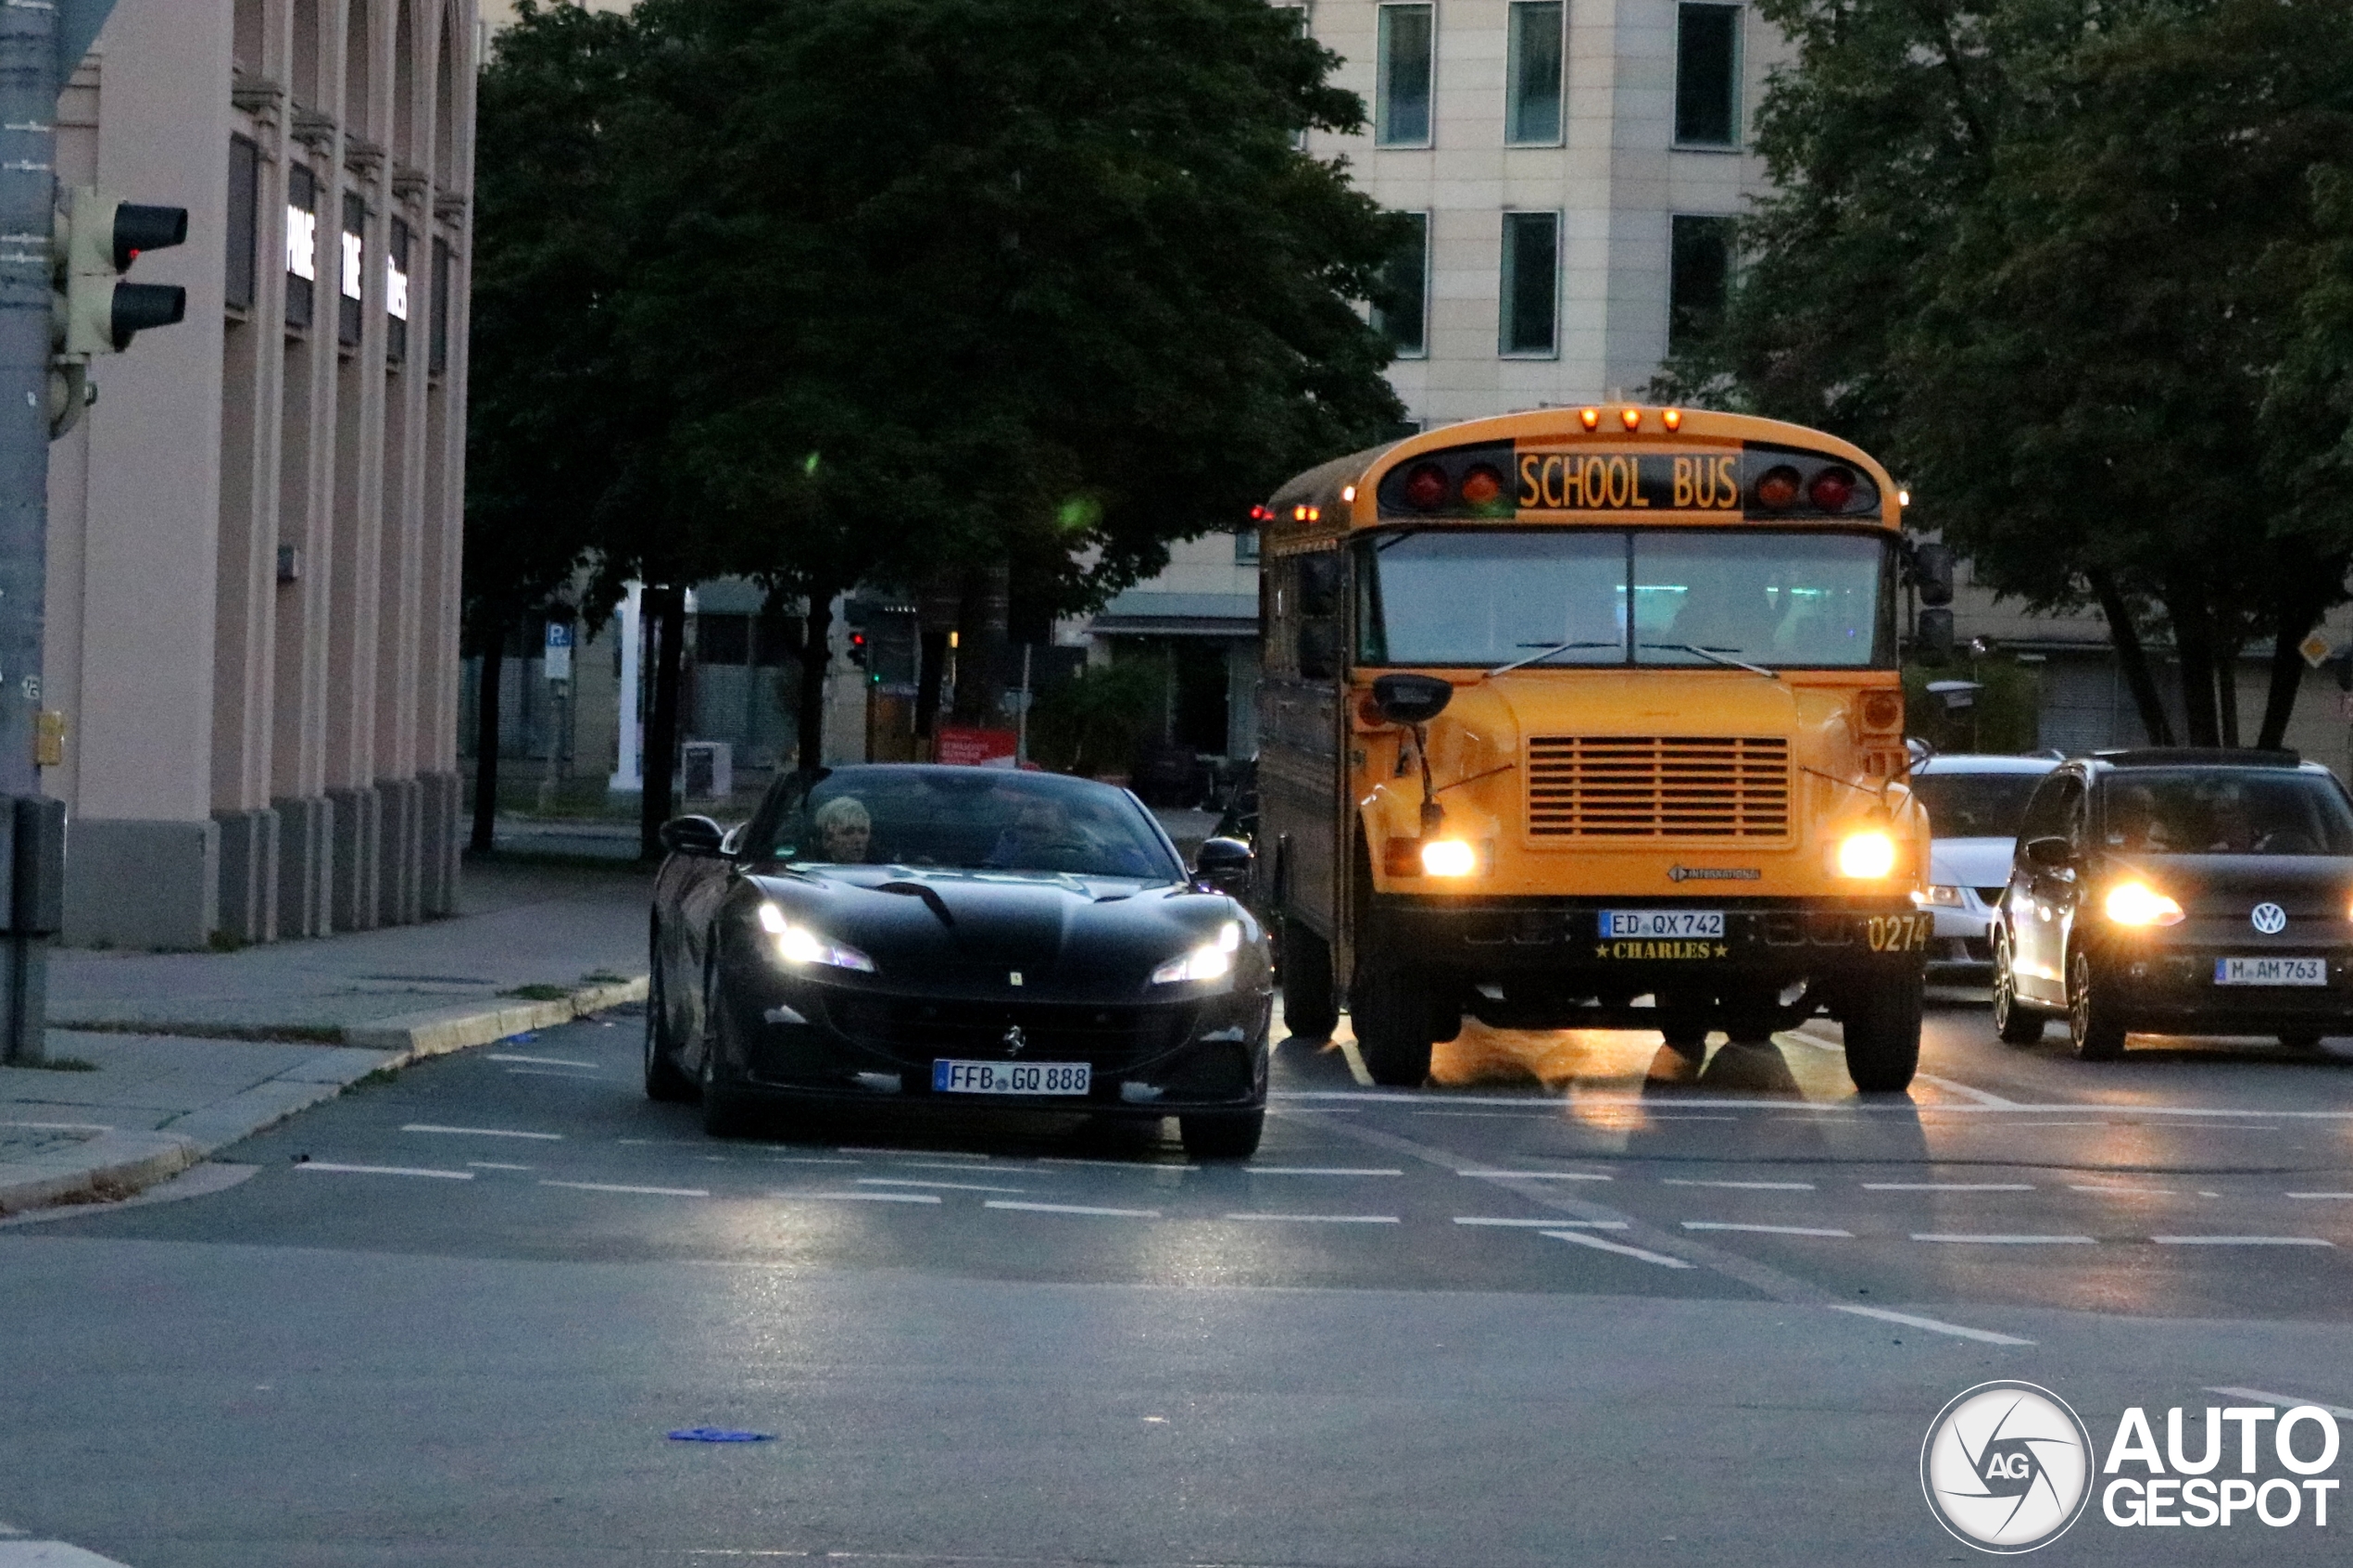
xmin=659 ymin=815 xmax=726 ymax=858
xmin=1194 ymin=835 xmax=1252 ymax=895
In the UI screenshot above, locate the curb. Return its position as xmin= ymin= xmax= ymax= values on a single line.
xmin=0 ymin=974 xmax=647 ymax=1218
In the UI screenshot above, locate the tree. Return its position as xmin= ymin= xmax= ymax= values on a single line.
xmin=1661 ymin=0 xmax=2353 ymax=747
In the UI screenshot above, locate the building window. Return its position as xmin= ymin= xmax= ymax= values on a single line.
xmin=1376 ymin=3 xmax=1434 ymax=147
xmin=386 ymin=218 xmax=410 ymax=365
xmin=1668 ymin=214 xmax=1733 ymax=353
xmin=226 ymin=135 xmax=259 ymax=312
xmin=284 ymin=164 xmax=317 ymax=330
xmin=429 ymin=236 xmax=451 ymax=375
xmin=1371 ymin=210 xmax=1429 ymax=358
xmin=338 ymin=192 xmax=365 ymax=347
xmin=1499 ymin=210 xmax=1559 ymax=357
xmin=1674 ymin=3 xmax=1742 ymax=147
xmin=1505 ymin=2 xmax=1564 ymax=145
xmin=1234 ymin=530 xmax=1261 ymax=566
xmin=1275 ymin=3 xmax=1311 ymax=149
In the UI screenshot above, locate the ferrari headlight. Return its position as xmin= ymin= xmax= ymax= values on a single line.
xmin=2104 ymin=882 xmax=2183 ymax=927
xmin=1152 ymin=921 xmax=1240 ymax=985
xmin=1421 ymin=839 xmax=1478 ymax=877
xmin=757 ymin=901 xmax=876 ymax=972
xmin=1914 ymin=884 xmax=1964 ymax=908
xmin=1835 ymin=830 xmax=1898 ymax=879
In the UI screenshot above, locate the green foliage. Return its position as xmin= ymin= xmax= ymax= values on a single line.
xmin=1903 ymin=659 xmax=2044 ymax=756
xmin=1661 ymin=0 xmax=2353 ymax=748
xmin=1026 ymin=659 xmax=1166 ymax=776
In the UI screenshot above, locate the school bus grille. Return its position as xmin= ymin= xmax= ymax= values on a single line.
xmin=1526 ymin=736 xmax=1792 ymax=839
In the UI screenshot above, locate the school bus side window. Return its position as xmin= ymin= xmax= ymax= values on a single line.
xmin=1295 ymin=552 xmax=1343 ymax=680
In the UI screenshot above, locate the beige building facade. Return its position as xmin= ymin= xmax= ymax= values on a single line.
xmin=50 ymin=0 xmax=476 ymax=948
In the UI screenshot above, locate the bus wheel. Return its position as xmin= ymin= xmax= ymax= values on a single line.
xmin=1842 ymin=968 xmax=1921 ymax=1092
xmin=1278 ymin=922 xmax=1339 ymax=1041
xmin=1352 ymin=960 xmax=1436 ymax=1086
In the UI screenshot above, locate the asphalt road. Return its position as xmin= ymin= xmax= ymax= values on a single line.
xmin=4 ymin=994 xmax=2351 ymax=1566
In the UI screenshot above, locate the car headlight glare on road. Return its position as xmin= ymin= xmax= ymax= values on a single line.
xmin=2104 ymin=882 xmax=2183 ymax=927
xmin=757 ymin=901 xmax=877 ymax=972
xmin=1835 ymin=830 xmax=1898 ymax=879
xmin=1914 ymin=884 xmax=1964 ymax=908
xmin=1153 ymin=922 xmax=1241 ymax=985
xmin=1420 ymin=838 xmax=1478 ymax=877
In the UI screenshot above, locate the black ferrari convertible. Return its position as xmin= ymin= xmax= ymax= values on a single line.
xmin=645 ymin=764 xmax=1273 ymax=1158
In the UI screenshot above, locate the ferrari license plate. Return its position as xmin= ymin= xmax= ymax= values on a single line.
xmin=931 ymin=1060 xmax=1092 ymax=1096
xmin=2214 ymin=957 xmax=2328 ymax=986
xmin=1600 ymin=909 xmax=1724 ymax=938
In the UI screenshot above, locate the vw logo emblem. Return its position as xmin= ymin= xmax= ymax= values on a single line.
xmin=2251 ymin=902 xmax=2288 ymax=935
xmin=1920 ymin=1381 xmax=2093 ymax=1553
xmin=1001 ymin=1025 xmax=1026 ymax=1057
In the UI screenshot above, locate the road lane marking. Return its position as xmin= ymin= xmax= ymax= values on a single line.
xmin=0 ymin=1543 xmax=138 ymax=1566
xmin=1334 ymin=1035 xmax=1376 ymax=1087
xmin=1454 ymin=1169 xmax=1612 ymax=1181
xmin=487 ymin=1052 xmax=598 ymax=1068
xmin=401 ymin=1123 xmax=563 ymax=1141
xmin=1831 ymin=1305 xmax=2034 ymax=1346
xmin=986 ymin=1200 xmax=1158 ymax=1218
xmin=1280 ymin=1089 xmax=2353 ymax=1118
xmin=2286 ymin=1191 xmax=2353 ymax=1199
xmin=1682 ymin=1222 xmax=1853 ymax=1237
xmin=1912 ymin=1233 xmax=2096 ymax=1244
xmin=1663 ymin=1179 xmax=1817 ymax=1190
xmin=2071 ymin=1184 xmax=2178 ymax=1195
xmin=2206 ymin=1386 xmax=2353 ymax=1419
xmin=1453 ymin=1216 xmax=1629 ymax=1228
xmin=1242 ymin=1166 xmax=1403 ymax=1176
xmin=541 ymin=1180 xmax=710 ymax=1197
xmin=1784 ymin=1029 xmax=2019 ymax=1106
xmin=855 ymin=1177 xmax=1026 ymax=1193
xmin=1541 ymin=1229 xmax=1693 ymax=1268
xmin=1037 ymin=1157 xmax=1194 ymax=1171
xmin=780 ymin=1190 xmax=940 ymax=1203
xmin=0 ymin=1120 xmax=114 ymax=1132
xmin=297 ymin=1162 xmax=473 ymax=1179
xmin=767 ymin=1156 xmax=861 ymax=1165
xmin=1864 ymin=1183 xmax=2035 ymax=1191
xmin=2153 ymin=1235 xmax=2334 ymax=1247
xmin=888 ymin=1159 xmax=1012 ymax=1171
xmin=506 ymin=1068 xmax=605 ymax=1079
xmin=841 ymin=1148 xmax=990 ymax=1160
xmin=465 ymin=1161 xmax=533 ymax=1171
xmin=1223 ymin=1212 xmax=1401 ymax=1223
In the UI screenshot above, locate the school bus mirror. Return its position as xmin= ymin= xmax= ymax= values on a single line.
xmin=1296 ymin=621 xmax=1340 ymax=681
xmin=1915 ymin=606 xmax=1955 ymax=666
xmin=1371 ymin=672 xmax=1453 ymax=726
xmin=1912 ymin=542 xmax=1955 ymax=606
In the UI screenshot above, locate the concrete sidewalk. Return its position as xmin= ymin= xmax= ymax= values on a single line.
xmin=1 ymin=855 xmax=653 ymax=1216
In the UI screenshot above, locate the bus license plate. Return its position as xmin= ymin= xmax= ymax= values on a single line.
xmin=2214 ymin=958 xmax=2327 ymax=986
xmin=1601 ymin=909 xmax=1724 ymax=938
xmin=932 ymin=1060 xmax=1092 ymax=1096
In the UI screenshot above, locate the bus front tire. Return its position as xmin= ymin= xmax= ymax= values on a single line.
xmin=1279 ymin=922 xmax=1339 ymax=1041
xmin=1353 ymin=960 xmax=1437 ymax=1087
xmin=1842 ymin=968 xmax=1922 ymax=1093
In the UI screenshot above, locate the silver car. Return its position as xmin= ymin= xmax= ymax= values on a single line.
xmin=1909 ymin=753 xmax=2059 ymax=978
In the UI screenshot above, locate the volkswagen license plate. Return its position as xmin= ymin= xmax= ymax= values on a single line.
xmin=932 ymin=1060 xmax=1091 ymax=1095
xmin=2214 ymin=957 xmax=2327 ymax=986
xmin=1600 ymin=909 xmax=1725 ymax=938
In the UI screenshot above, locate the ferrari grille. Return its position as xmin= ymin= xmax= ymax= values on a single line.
xmin=824 ymin=997 xmax=1192 ymax=1071
xmin=1526 ymin=735 xmax=1792 ymax=839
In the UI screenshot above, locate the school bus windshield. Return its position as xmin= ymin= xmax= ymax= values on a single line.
xmin=1353 ymin=528 xmax=1894 ymax=670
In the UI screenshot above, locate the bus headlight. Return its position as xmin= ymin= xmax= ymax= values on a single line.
xmin=1421 ymin=839 xmax=1478 ymax=877
xmin=2104 ymin=883 xmax=2183 ymax=927
xmin=1835 ymin=830 xmax=1898 ymax=880
xmin=757 ymin=901 xmax=876 ymax=972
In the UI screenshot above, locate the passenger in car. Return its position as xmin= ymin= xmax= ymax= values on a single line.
xmin=812 ymin=796 xmax=873 ymax=863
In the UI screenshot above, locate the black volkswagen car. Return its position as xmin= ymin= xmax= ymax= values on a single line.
xmin=1991 ymin=748 xmax=2353 ymax=1057
xmin=645 ymin=765 xmax=1273 ymax=1157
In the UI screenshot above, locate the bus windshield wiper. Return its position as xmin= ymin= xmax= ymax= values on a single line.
xmin=1638 ymin=642 xmax=1780 ymax=680
xmin=1486 ymin=640 xmax=1618 ymax=678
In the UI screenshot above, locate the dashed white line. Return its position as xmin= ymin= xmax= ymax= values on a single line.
xmin=297 ymin=1162 xmax=473 ymax=1180
xmin=541 ymin=1180 xmax=709 ymax=1198
xmin=841 ymin=1148 xmax=990 ymax=1160
xmin=465 ymin=1160 xmax=533 ymax=1172
xmin=855 ymin=1177 xmax=1026 ymax=1194
xmin=986 ymin=1200 xmax=1159 ymax=1218
xmin=767 ymin=1156 xmax=861 ymax=1165
xmin=1541 ymin=1230 xmax=1693 ymax=1268
xmin=1037 ymin=1157 xmax=1194 ymax=1171
xmin=486 ymin=1052 xmax=599 ymax=1068
xmin=781 ymin=1190 xmax=941 ymax=1203
xmin=1681 ymin=1221 xmax=1854 ymax=1237
xmin=1831 ymin=1304 xmax=2034 ymax=1346
xmin=401 ymin=1123 xmax=563 ymax=1141
xmin=888 ymin=1159 xmax=1012 ymax=1171
xmin=1454 ymin=1169 xmax=1613 ymax=1181
xmin=2153 ymin=1236 xmax=2333 ymax=1247
xmin=506 ymin=1068 xmax=605 ymax=1079
xmin=1913 ymin=1233 xmax=2097 ymax=1245
xmin=2286 ymin=1191 xmax=2353 ymax=1199
xmin=1223 ymin=1212 xmax=1401 ymax=1223
xmin=2071 ymin=1184 xmax=2178 ymax=1196
xmin=1453 ymin=1216 xmax=1629 ymax=1229
xmin=1662 ymin=1178 xmax=1817 ymax=1190
xmin=1863 ymin=1183 xmax=2035 ymax=1191
xmin=1242 ymin=1166 xmax=1403 ymax=1176
xmin=2206 ymin=1386 xmax=2353 ymax=1419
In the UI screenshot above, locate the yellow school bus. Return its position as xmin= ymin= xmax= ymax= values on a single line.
xmin=1254 ymin=405 xmax=1933 ymax=1092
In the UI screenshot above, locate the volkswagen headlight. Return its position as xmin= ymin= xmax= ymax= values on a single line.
xmin=1835 ymin=830 xmax=1898 ymax=879
xmin=1152 ymin=921 xmax=1240 ymax=985
xmin=757 ymin=901 xmax=876 ymax=972
xmin=2104 ymin=883 xmax=2183 ymax=927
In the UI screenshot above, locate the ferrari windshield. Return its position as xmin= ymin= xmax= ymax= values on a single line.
xmin=1354 ymin=528 xmax=1893 ymax=669
xmin=751 ymin=767 xmax=1183 ymax=880
xmin=2097 ymin=771 xmax=2353 ymax=857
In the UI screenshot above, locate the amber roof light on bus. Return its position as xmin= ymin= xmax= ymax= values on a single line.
xmin=1402 ymin=462 xmax=1449 ymax=511
xmin=1662 ymin=408 xmax=1683 ymax=431
xmin=1579 ymin=408 xmax=1601 ymax=431
xmin=1755 ymin=465 xmax=1803 ymax=511
xmin=1619 ymin=408 xmax=1642 ymax=431
xmin=1808 ymin=466 xmax=1856 ymax=512
xmin=1458 ymin=465 xmax=1505 ymax=508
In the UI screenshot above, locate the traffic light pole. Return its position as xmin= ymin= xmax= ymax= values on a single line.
xmin=0 ymin=2 xmax=60 ymax=1064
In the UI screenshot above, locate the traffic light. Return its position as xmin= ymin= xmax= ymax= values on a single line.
xmin=848 ymin=631 xmax=869 ymax=669
xmin=48 ymin=186 xmax=188 ymax=438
